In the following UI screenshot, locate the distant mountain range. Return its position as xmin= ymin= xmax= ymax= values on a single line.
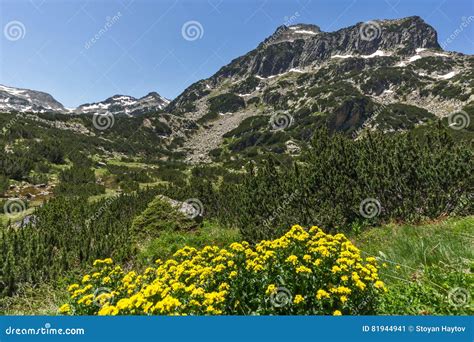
xmin=1 ymin=16 xmax=472 ymax=163
xmin=0 ymin=84 xmax=65 ymax=113
xmin=75 ymin=92 xmax=169 ymax=117
xmin=0 ymin=84 xmax=169 ymax=117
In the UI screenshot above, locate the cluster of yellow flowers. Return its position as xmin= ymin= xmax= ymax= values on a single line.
xmin=59 ymin=225 xmax=386 ymax=315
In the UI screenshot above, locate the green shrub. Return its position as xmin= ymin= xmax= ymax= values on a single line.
xmin=131 ymin=196 xmax=198 ymax=240
xmin=208 ymin=93 xmax=245 ymax=113
xmin=213 ymin=126 xmax=473 ymax=242
xmin=0 ymin=189 xmax=158 ymax=297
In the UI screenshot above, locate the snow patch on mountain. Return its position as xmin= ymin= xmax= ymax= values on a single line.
xmin=0 ymin=84 xmax=65 ymax=113
xmin=75 ymin=92 xmax=169 ymax=116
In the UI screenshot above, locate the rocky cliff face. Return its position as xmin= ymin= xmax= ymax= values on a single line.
xmin=164 ymin=16 xmax=472 ymax=163
xmin=213 ymin=16 xmax=440 ymax=79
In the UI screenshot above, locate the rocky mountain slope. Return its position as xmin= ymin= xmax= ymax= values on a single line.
xmin=163 ymin=16 xmax=473 ymax=163
xmin=0 ymin=84 xmax=65 ymax=113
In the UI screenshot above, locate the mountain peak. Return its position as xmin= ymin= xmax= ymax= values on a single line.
xmin=212 ymin=16 xmax=441 ymax=80
xmin=0 ymin=84 xmax=65 ymax=113
xmin=287 ymin=23 xmax=322 ymax=33
xmin=75 ymin=91 xmax=169 ymax=116
xmin=261 ymin=23 xmax=322 ymax=47
xmin=144 ymin=91 xmax=160 ymax=97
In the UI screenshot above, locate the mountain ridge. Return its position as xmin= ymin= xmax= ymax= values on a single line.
xmin=0 ymin=84 xmax=66 ymax=113
xmin=74 ymin=92 xmax=170 ymax=117
xmin=162 ymin=16 xmax=472 ymax=163
xmin=0 ymin=85 xmax=170 ymax=117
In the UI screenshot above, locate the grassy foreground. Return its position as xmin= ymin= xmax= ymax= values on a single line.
xmin=355 ymin=216 xmax=473 ymax=315
xmin=1 ymin=216 xmax=472 ymax=315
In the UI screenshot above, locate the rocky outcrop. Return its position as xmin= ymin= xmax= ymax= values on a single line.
xmin=211 ymin=16 xmax=440 ymax=80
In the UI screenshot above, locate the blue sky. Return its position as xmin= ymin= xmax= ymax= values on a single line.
xmin=0 ymin=0 xmax=473 ymax=107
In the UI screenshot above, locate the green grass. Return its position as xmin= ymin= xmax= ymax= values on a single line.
xmin=355 ymin=216 xmax=474 ymax=315
xmin=138 ymin=180 xmax=167 ymax=189
xmin=94 ymin=167 xmax=109 ymax=177
xmin=0 ymin=280 xmax=70 ymax=315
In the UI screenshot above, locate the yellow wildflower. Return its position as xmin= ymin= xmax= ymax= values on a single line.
xmin=285 ymin=255 xmax=298 ymax=265
xmin=98 ymin=305 xmax=119 ymax=315
xmin=117 ymin=298 xmax=131 ymax=311
xmin=218 ymin=283 xmax=230 ymax=291
xmin=67 ymin=284 xmax=80 ymax=292
xmin=374 ymin=280 xmax=387 ymax=292
xmin=293 ymin=295 xmax=305 ymax=304
xmin=266 ymin=284 xmax=277 ymax=296
xmin=316 ymin=289 xmax=330 ymax=300
xmin=58 ymin=304 xmax=71 ymax=314
xmin=295 ymin=266 xmax=312 ymax=274
xmin=229 ymin=243 xmax=245 ymax=252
